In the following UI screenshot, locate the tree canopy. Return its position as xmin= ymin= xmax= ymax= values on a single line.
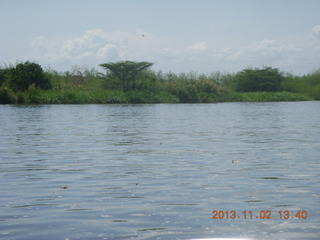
xmin=99 ymin=61 xmax=153 ymax=91
xmin=8 ymin=61 xmax=51 ymax=91
xmin=234 ymin=67 xmax=284 ymax=92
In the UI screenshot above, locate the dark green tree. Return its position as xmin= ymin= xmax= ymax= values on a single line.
xmin=99 ymin=61 xmax=153 ymax=91
xmin=8 ymin=61 xmax=51 ymax=91
xmin=234 ymin=67 xmax=284 ymax=92
xmin=0 ymin=69 xmax=7 ymax=87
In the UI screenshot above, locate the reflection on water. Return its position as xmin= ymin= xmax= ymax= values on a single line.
xmin=0 ymin=102 xmax=320 ymax=240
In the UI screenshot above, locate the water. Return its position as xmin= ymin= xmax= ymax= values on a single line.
xmin=0 ymin=102 xmax=319 ymax=240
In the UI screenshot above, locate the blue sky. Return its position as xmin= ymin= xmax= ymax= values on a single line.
xmin=1 ymin=0 xmax=320 ymax=74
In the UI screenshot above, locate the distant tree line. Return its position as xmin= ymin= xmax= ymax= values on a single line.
xmin=0 ymin=60 xmax=319 ymax=104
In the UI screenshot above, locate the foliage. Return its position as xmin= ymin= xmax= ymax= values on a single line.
xmin=159 ymin=72 xmax=226 ymax=103
xmin=64 ymin=65 xmax=101 ymax=86
xmin=8 ymin=61 xmax=52 ymax=91
xmin=0 ymin=87 xmax=17 ymax=104
xmin=0 ymin=69 xmax=8 ymax=87
xmin=234 ymin=67 xmax=284 ymax=92
xmin=0 ymin=61 xmax=318 ymax=104
xmin=227 ymin=91 xmax=311 ymax=102
xmin=99 ymin=61 xmax=153 ymax=91
xmin=12 ymin=88 xmax=127 ymax=104
xmin=282 ymin=69 xmax=320 ymax=100
xmin=0 ymin=65 xmax=15 ymax=88
xmin=135 ymin=70 xmax=159 ymax=92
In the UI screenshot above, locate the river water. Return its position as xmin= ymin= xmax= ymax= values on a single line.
xmin=0 ymin=102 xmax=319 ymax=240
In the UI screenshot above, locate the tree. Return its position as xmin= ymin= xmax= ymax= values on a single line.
xmin=8 ymin=61 xmax=51 ymax=91
xmin=0 ymin=69 xmax=8 ymax=87
xmin=99 ymin=61 xmax=153 ymax=91
xmin=234 ymin=67 xmax=284 ymax=92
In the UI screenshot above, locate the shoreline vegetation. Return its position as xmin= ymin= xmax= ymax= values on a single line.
xmin=0 ymin=61 xmax=319 ymax=104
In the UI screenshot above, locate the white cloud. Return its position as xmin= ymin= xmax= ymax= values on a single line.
xmin=186 ymin=41 xmax=208 ymax=52
xmin=311 ymin=25 xmax=320 ymax=38
xmin=28 ymin=29 xmax=171 ymax=70
xmin=223 ymin=39 xmax=301 ymax=71
xmin=28 ymin=29 xmax=129 ymax=69
xmin=58 ymin=29 xmax=128 ymax=61
xmin=249 ymin=39 xmax=300 ymax=58
xmin=97 ymin=44 xmax=119 ymax=60
xmin=26 ymin=27 xmax=319 ymax=74
xmin=30 ymin=36 xmax=60 ymax=62
xmin=31 ymin=36 xmax=53 ymax=55
xmin=309 ymin=25 xmax=320 ymax=51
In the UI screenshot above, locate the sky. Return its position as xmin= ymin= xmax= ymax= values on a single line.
xmin=1 ymin=0 xmax=320 ymax=75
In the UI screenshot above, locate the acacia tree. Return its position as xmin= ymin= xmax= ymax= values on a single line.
xmin=99 ymin=61 xmax=153 ymax=91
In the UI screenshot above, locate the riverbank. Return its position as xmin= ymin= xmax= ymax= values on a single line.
xmin=0 ymin=62 xmax=318 ymax=104
xmin=0 ymin=87 xmax=311 ymax=104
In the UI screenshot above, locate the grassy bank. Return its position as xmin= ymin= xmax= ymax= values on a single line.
xmin=0 ymin=88 xmax=311 ymax=104
xmin=282 ymin=69 xmax=320 ymax=100
xmin=225 ymin=91 xmax=311 ymax=102
xmin=0 ymin=62 xmax=319 ymax=104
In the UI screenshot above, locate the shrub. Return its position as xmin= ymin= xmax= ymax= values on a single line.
xmin=0 ymin=69 xmax=7 ymax=87
xmin=282 ymin=69 xmax=320 ymax=100
xmin=234 ymin=67 xmax=284 ymax=92
xmin=0 ymin=87 xmax=17 ymax=104
xmin=8 ymin=61 xmax=52 ymax=91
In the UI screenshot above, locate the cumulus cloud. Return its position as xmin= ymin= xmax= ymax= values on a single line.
xmin=27 ymin=27 xmax=319 ymax=74
xmin=58 ymin=29 xmax=128 ymax=61
xmin=28 ymin=28 xmax=172 ymax=70
xmin=97 ymin=44 xmax=119 ymax=60
xmin=28 ymin=29 xmax=131 ymax=69
xmin=31 ymin=36 xmax=59 ymax=62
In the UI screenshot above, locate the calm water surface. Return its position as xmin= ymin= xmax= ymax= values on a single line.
xmin=0 ymin=102 xmax=319 ymax=240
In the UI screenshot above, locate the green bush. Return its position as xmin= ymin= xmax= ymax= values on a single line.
xmin=135 ymin=70 xmax=159 ymax=92
xmin=1 ymin=60 xmax=316 ymax=104
xmin=8 ymin=61 xmax=52 ymax=91
xmin=234 ymin=67 xmax=284 ymax=92
xmin=0 ymin=69 xmax=9 ymax=87
xmin=0 ymin=87 xmax=17 ymax=104
xmin=282 ymin=69 xmax=320 ymax=100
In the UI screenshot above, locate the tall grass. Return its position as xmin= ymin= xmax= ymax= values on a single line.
xmin=226 ymin=91 xmax=311 ymax=102
xmin=1 ymin=64 xmax=319 ymax=104
xmin=16 ymin=89 xmax=126 ymax=104
xmin=282 ymin=69 xmax=320 ymax=100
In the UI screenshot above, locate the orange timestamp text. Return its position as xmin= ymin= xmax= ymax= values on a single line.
xmin=212 ymin=210 xmax=308 ymax=220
